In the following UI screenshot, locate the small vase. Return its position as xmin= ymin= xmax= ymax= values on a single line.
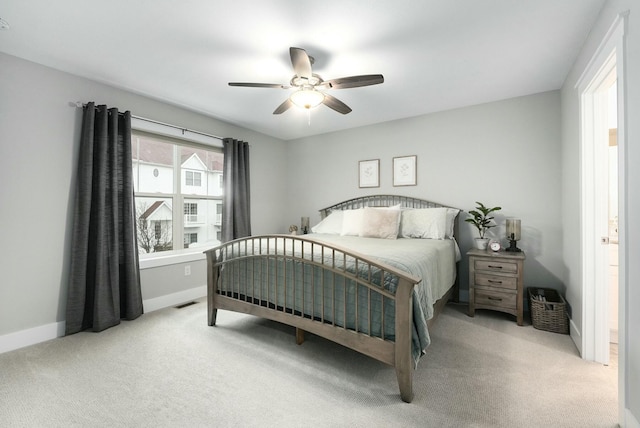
xmin=474 ymin=238 xmax=489 ymax=250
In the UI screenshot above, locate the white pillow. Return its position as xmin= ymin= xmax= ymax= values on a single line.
xmin=400 ymin=208 xmax=448 ymax=239
xmin=311 ymin=210 xmax=344 ymax=234
xmin=360 ymin=207 xmax=401 ymax=239
xmin=340 ymin=209 xmax=364 ymax=236
xmin=445 ymin=208 xmax=460 ymax=239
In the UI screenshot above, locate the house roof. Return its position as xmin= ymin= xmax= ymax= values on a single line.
xmin=139 ymin=200 xmax=166 ymax=220
xmin=133 ymin=137 xmax=223 ymax=172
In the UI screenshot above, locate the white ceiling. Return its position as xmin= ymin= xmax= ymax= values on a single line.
xmin=0 ymin=0 xmax=605 ymax=141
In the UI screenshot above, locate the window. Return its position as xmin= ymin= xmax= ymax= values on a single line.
xmin=184 ymin=232 xmax=198 ymax=248
xmin=184 ymin=202 xmax=198 ymax=223
xmin=131 ymin=131 xmax=224 ymax=259
xmin=185 ymin=170 xmax=202 ymax=187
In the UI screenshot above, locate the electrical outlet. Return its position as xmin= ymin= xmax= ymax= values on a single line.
xmin=184 ymin=265 xmax=191 ymax=276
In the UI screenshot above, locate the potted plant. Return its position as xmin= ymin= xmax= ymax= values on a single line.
xmin=466 ymin=202 xmax=502 ymax=250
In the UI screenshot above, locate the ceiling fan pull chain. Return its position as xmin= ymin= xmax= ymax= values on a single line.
xmin=307 ymin=109 xmax=311 ymax=126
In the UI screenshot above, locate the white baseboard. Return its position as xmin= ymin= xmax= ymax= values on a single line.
xmin=0 ymin=285 xmax=206 ymax=355
xmin=0 ymin=321 xmax=65 ymax=355
xmin=569 ymin=318 xmax=582 ymax=355
xmin=626 ymin=409 xmax=640 ymax=428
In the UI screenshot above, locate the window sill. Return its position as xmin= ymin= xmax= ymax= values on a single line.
xmin=139 ymin=251 xmax=206 ymax=270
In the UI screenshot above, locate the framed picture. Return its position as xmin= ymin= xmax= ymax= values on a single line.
xmin=393 ymin=155 xmax=417 ymax=186
xmin=359 ymin=159 xmax=380 ymax=188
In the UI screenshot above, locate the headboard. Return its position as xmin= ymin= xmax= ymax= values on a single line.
xmin=319 ymin=194 xmax=460 ymax=238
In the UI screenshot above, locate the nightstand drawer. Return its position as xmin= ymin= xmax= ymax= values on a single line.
xmin=474 ymin=259 xmax=518 ymax=274
xmin=474 ymin=273 xmax=517 ymax=290
xmin=474 ymin=288 xmax=517 ymax=310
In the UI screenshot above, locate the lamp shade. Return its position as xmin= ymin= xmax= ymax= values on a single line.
xmin=290 ymin=89 xmax=325 ymax=109
xmin=506 ymin=218 xmax=521 ymax=240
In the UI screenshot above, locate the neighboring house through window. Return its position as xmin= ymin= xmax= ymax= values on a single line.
xmin=131 ymin=128 xmax=224 ymax=261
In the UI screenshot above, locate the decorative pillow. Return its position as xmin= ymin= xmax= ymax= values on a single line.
xmin=445 ymin=208 xmax=460 ymax=239
xmin=340 ymin=209 xmax=364 ymax=236
xmin=359 ymin=207 xmax=401 ymax=239
xmin=311 ymin=210 xmax=344 ymax=234
xmin=400 ymin=208 xmax=448 ymax=239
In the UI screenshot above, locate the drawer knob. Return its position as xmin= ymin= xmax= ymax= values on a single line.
xmin=488 ymin=265 xmax=503 ymax=269
xmin=488 ymin=296 xmax=503 ymax=301
xmin=488 ymin=279 xmax=503 ymax=284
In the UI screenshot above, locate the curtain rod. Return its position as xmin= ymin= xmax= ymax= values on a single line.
xmin=74 ymin=101 xmax=224 ymax=141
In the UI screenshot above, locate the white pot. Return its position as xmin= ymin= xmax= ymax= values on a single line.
xmin=474 ymin=238 xmax=489 ymax=250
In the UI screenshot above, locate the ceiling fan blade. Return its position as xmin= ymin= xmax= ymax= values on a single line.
xmin=322 ymin=94 xmax=352 ymax=114
xmin=229 ymin=82 xmax=289 ymax=89
xmin=324 ymin=74 xmax=384 ymax=89
xmin=290 ymin=47 xmax=312 ymax=79
xmin=273 ymin=99 xmax=293 ymax=115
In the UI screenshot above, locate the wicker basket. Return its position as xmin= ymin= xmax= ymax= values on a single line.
xmin=528 ymin=287 xmax=569 ymax=334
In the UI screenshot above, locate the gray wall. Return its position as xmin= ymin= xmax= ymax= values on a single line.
xmin=2 ymin=6 xmax=638 ymax=420
xmin=560 ymin=0 xmax=640 ymax=422
xmin=0 ymin=52 xmax=288 ymax=336
xmin=285 ymin=91 xmax=564 ymax=300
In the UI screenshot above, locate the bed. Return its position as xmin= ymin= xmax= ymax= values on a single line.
xmin=204 ymin=195 xmax=460 ymax=402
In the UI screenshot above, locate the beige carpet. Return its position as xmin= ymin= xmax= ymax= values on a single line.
xmin=0 ymin=300 xmax=618 ymax=427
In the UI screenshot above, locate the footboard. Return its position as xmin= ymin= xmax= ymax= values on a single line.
xmin=204 ymin=234 xmax=421 ymax=402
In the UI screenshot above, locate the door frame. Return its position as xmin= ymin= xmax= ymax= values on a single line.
xmin=575 ymin=11 xmax=627 ymax=422
xmin=580 ymin=52 xmax=615 ymax=365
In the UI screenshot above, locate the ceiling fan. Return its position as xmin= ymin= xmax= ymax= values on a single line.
xmin=229 ymin=47 xmax=384 ymax=115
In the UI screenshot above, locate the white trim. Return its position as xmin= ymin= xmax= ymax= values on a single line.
xmin=577 ymin=11 xmax=626 ymax=365
xmin=625 ymin=409 xmax=640 ymax=428
xmin=0 ymin=321 xmax=65 ymax=354
xmin=569 ymin=318 xmax=582 ymax=354
xmin=577 ymin=11 xmax=628 ymax=426
xmin=575 ymin=11 xmax=630 ymax=90
xmin=0 ymin=286 xmax=207 ymax=355
xmin=139 ymin=250 xmax=206 ymax=269
xmin=615 ymin=12 xmax=629 ymax=427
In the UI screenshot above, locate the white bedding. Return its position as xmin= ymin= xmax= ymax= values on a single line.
xmin=304 ymin=234 xmax=458 ymax=321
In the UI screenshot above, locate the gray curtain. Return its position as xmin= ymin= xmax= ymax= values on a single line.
xmin=222 ymin=138 xmax=251 ymax=242
xmin=65 ymin=102 xmax=143 ymax=335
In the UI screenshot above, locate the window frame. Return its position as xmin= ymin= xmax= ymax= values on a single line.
xmin=131 ymin=118 xmax=224 ymax=269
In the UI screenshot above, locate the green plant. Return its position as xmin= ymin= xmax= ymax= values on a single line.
xmin=465 ymin=202 xmax=502 ymax=239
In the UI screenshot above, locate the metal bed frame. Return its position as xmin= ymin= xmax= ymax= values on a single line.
xmin=205 ymin=195 xmax=459 ymax=402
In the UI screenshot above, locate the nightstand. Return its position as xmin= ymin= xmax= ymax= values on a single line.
xmin=468 ymin=248 xmax=526 ymax=325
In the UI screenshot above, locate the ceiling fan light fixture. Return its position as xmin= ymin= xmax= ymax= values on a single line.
xmin=290 ymin=89 xmax=325 ymax=109
xmin=229 ymin=47 xmax=382 ymax=115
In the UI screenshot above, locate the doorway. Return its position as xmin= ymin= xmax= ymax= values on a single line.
xmin=577 ymin=12 xmax=626 ymax=377
xmin=577 ymin=11 xmax=628 ymax=425
xmin=607 ymin=80 xmax=619 ymax=367
xmin=579 ymin=52 xmax=615 ymax=365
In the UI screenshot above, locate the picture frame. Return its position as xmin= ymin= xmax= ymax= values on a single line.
xmin=358 ymin=159 xmax=380 ymax=188
xmin=393 ymin=155 xmax=417 ymax=186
